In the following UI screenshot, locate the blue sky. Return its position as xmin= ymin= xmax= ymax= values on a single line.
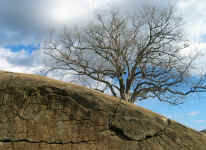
xmin=5 ymin=44 xmax=40 ymax=53
xmin=139 ymin=93 xmax=206 ymax=130
xmin=1 ymin=0 xmax=206 ymax=131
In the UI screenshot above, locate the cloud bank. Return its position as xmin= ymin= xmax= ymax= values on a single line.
xmin=0 ymin=47 xmax=44 ymax=74
xmin=0 ymin=0 xmax=204 ymax=45
xmin=0 ymin=0 xmax=206 ymax=75
xmin=0 ymin=0 xmax=122 ymax=45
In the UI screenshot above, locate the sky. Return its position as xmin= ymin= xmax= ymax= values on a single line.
xmin=1 ymin=0 xmax=206 ymax=131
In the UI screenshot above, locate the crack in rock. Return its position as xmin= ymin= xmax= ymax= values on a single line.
xmin=109 ymin=119 xmax=172 ymax=142
xmin=109 ymin=125 xmax=134 ymax=141
xmin=107 ymin=100 xmax=172 ymax=142
xmin=0 ymin=138 xmax=95 ymax=145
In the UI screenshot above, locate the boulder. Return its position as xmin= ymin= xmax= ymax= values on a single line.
xmin=0 ymin=71 xmax=205 ymax=150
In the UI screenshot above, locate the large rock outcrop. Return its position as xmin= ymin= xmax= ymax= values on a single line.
xmin=0 ymin=71 xmax=205 ymax=150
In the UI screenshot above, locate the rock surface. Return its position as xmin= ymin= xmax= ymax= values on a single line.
xmin=0 ymin=71 xmax=206 ymax=150
xmin=201 ymin=129 xmax=206 ymax=134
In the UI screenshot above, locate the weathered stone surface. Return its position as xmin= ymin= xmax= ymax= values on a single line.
xmin=0 ymin=70 xmax=205 ymax=150
xmin=201 ymin=129 xmax=206 ymax=134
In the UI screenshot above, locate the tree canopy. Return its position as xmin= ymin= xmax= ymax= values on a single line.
xmin=44 ymin=5 xmax=206 ymax=104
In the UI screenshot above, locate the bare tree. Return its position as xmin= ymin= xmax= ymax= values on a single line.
xmin=44 ymin=5 xmax=206 ymax=104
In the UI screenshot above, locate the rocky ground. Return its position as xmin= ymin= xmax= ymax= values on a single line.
xmin=0 ymin=71 xmax=205 ymax=150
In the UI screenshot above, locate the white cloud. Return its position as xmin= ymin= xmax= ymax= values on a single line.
xmin=188 ymin=111 xmax=200 ymax=117
xmin=174 ymin=1 xmax=206 ymax=74
xmin=194 ymin=120 xmax=205 ymax=123
xmin=180 ymin=42 xmax=206 ymax=75
xmin=0 ymin=0 xmax=203 ymax=46
xmin=177 ymin=0 xmax=206 ymax=42
xmin=0 ymin=0 xmax=126 ymax=45
xmin=0 ymin=0 xmax=206 ymax=76
xmin=0 ymin=48 xmax=44 ymax=74
xmin=0 ymin=47 xmax=79 ymax=84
